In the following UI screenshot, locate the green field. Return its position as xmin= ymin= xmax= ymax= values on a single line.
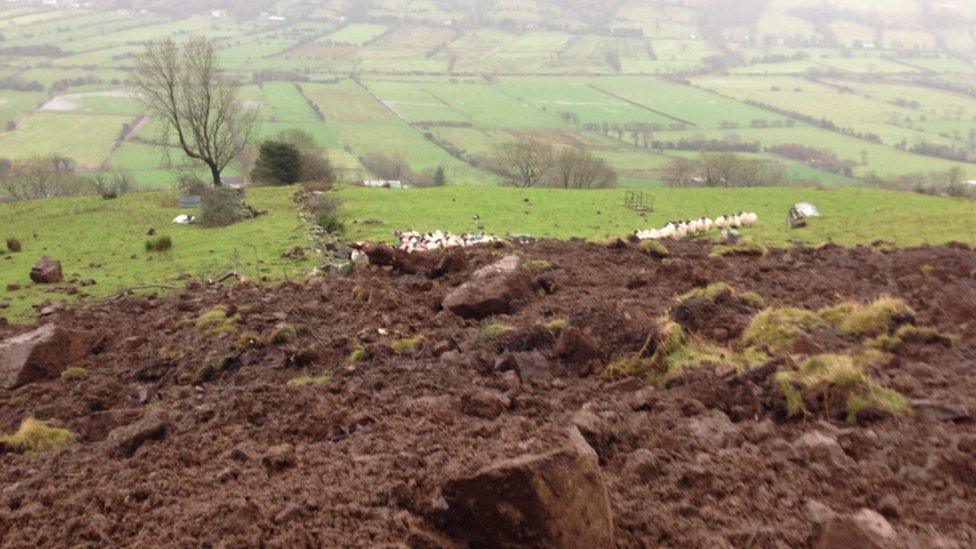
xmin=2 ymin=0 xmax=975 ymax=190
xmin=0 ymin=187 xmax=315 ymax=322
xmin=3 ymin=183 xmax=976 ymax=323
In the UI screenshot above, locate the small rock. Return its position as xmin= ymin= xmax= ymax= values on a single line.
xmin=686 ymin=410 xmax=737 ymax=448
xmin=460 ymin=389 xmax=510 ymax=419
xmin=105 ymin=410 xmax=171 ymax=459
xmin=80 ymin=279 xmax=96 ymax=287
xmin=910 ymin=399 xmax=970 ymax=423
xmin=815 ymin=509 xmax=896 ymax=549
xmin=805 ymin=499 xmax=836 ymax=524
xmin=262 ymin=443 xmax=296 ymax=473
xmin=795 ymin=431 xmax=849 ymax=466
xmin=216 ymin=467 xmax=239 ymax=483
xmin=5 ymin=284 xmax=20 ymax=292
xmin=29 ymin=258 xmax=62 ymax=284
xmin=494 ymin=351 xmax=552 ymax=384
xmin=555 ymin=326 xmax=603 ymax=370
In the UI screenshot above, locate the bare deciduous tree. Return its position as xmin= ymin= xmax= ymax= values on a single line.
xmin=134 ymin=37 xmax=258 ymax=187
xmin=661 ymin=157 xmax=700 ymax=188
xmin=495 ymin=140 xmax=554 ymax=188
xmin=0 ymin=156 xmax=90 ymax=201
xmin=553 ymin=148 xmax=617 ymax=189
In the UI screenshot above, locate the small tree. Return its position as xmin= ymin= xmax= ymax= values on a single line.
xmin=134 ymin=37 xmax=258 ymax=187
xmin=494 ymin=140 xmax=554 ymax=188
xmin=433 ymin=166 xmax=446 ymax=186
xmin=251 ymin=141 xmax=302 ymax=185
xmin=661 ymin=157 xmax=700 ymax=188
xmin=552 ymin=148 xmax=617 ymax=189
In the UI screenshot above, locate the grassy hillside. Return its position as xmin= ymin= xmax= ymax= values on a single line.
xmin=3 ymin=184 xmax=976 ymax=323
xmin=0 ymin=187 xmax=315 ymax=322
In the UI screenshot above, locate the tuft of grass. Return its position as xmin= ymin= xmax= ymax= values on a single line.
xmin=741 ymin=308 xmax=824 ymax=353
xmin=349 ymin=347 xmax=369 ymax=363
xmin=639 ymin=239 xmax=670 ymax=258
xmin=543 ymin=318 xmax=568 ymax=332
xmin=193 ymin=306 xmax=239 ymax=337
xmin=236 ymin=330 xmax=266 ymax=350
xmin=182 ymin=354 xmax=237 ymax=385
xmin=920 ymin=264 xmax=935 ymax=275
xmin=820 ymin=296 xmax=915 ymax=336
xmin=603 ymin=321 xmax=766 ymax=385
xmin=144 ymin=235 xmax=173 ymax=253
xmin=866 ymin=333 xmax=902 ymax=352
xmin=287 ymin=372 xmax=333 ymax=387
xmin=60 ymin=367 xmax=88 ymax=380
xmin=675 ymin=282 xmax=766 ymax=310
xmin=710 ymin=239 xmax=769 ymax=258
xmin=391 ymin=335 xmax=426 ymax=354
xmin=522 ymin=259 xmax=551 ymax=272
xmin=0 ymin=418 xmax=79 ymax=454
xmin=894 ymin=325 xmax=955 ymax=346
xmin=479 ymin=323 xmax=513 ymax=340
xmin=776 ymin=354 xmax=912 ymax=422
xmin=269 ymin=324 xmax=298 ymax=345
xmin=6 ymin=238 xmax=22 ymax=253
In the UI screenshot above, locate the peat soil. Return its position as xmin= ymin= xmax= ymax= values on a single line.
xmin=1 ymin=239 xmax=975 ymax=547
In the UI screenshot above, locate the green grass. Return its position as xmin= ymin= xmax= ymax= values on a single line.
xmin=337 ymin=185 xmax=976 ymax=247
xmin=0 ymin=417 xmax=79 ymax=454
xmin=0 ymin=187 xmax=315 ymax=323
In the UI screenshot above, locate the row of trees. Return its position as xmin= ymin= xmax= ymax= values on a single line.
xmin=660 ymin=154 xmax=793 ymax=188
xmin=0 ymin=156 xmax=130 ymax=201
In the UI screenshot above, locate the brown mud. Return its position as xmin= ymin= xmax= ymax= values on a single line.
xmin=1 ymin=239 xmax=975 ymax=547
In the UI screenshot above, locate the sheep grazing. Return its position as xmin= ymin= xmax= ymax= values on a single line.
xmin=633 ymin=212 xmax=759 ymax=242
xmin=172 ymin=215 xmax=195 ymax=225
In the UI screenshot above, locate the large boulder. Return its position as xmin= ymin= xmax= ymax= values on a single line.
xmin=441 ymin=427 xmax=614 ymax=548
xmin=29 ymin=258 xmax=63 ymax=284
xmin=0 ymin=324 xmax=97 ymax=389
xmin=443 ymin=255 xmax=535 ymax=319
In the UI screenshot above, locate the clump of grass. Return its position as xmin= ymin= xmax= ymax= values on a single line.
xmin=894 ymin=325 xmax=954 ymax=346
xmin=145 ymin=235 xmax=173 ymax=253
xmin=479 ymin=323 xmax=513 ymax=340
xmin=349 ymin=346 xmax=369 ymax=363
xmin=710 ymin=239 xmax=768 ymax=258
xmin=603 ymin=322 xmax=766 ymax=385
xmin=741 ymin=308 xmax=824 ymax=353
xmin=269 ymin=324 xmax=298 ymax=345
xmin=0 ymin=418 xmax=78 ymax=454
xmin=181 ymin=354 xmax=237 ymax=385
xmin=236 ymin=331 xmax=266 ymax=350
xmin=522 ymin=259 xmax=551 ymax=272
xmin=776 ymin=354 xmax=912 ymax=422
xmin=5 ymin=237 xmax=22 ymax=253
xmin=820 ymin=296 xmax=915 ymax=336
xmin=391 ymin=335 xmax=426 ymax=354
xmin=60 ymin=367 xmax=88 ymax=380
xmin=194 ymin=306 xmax=239 ymax=337
xmin=920 ymin=264 xmax=935 ymax=275
xmin=639 ymin=239 xmax=670 ymax=258
xmin=287 ymin=372 xmax=333 ymax=387
xmin=866 ymin=333 xmax=902 ymax=352
xmin=675 ymin=282 xmax=766 ymax=310
xmin=543 ymin=318 xmax=568 ymax=332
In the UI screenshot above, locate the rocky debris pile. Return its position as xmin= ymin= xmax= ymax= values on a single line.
xmin=1 ymin=239 xmax=975 ymax=546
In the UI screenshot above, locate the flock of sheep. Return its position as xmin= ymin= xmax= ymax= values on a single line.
xmin=634 ymin=212 xmax=759 ymax=241
xmin=385 ymin=212 xmax=760 ymax=254
xmin=393 ymin=230 xmax=503 ymax=252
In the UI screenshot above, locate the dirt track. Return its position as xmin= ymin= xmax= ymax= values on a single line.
xmin=1 ymin=239 xmax=975 ymax=547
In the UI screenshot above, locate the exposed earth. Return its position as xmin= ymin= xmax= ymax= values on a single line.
xmin=1 ymin=239 xmax=975 ymax=548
